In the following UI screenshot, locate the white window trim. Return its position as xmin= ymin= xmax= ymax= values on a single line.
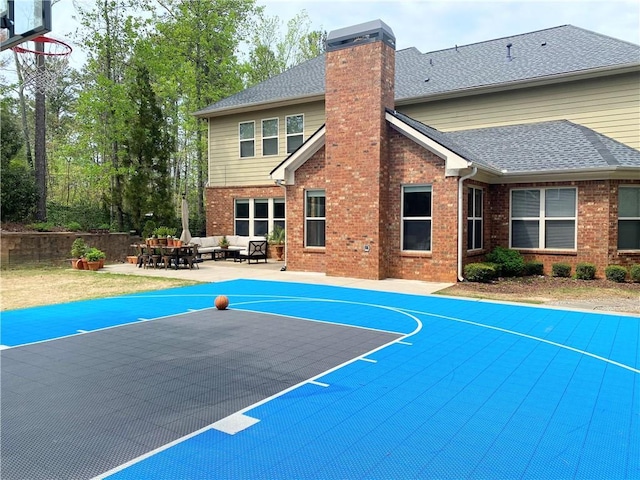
xmin=618 ymin=186 xmax=640 ymax=251
xmin=261 ymin=117 xmax=279 ymax=157
xmin=235 ymin=198 xmax=285 ymax=237
xmin=239 ymin=121 xmax=255 ymax=158
xmin=468 ymin=186 xmax=483 ymax=251
xmin=509 ymin=187 xmax=577 ymax=250
xmin=401 ymin=184 xmax=433 ymax=252
xmin=305 ymin=189 xmax=325 ymax=248
xmin=286 ymin=114 xmax=304 ymax=154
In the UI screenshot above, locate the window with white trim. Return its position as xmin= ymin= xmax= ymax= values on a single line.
xmin=274 ymin=198 xmax=285 ymax=231
xmin=402 ymin=185 xmax=432 ymax=251
xmin=467 ymin=187 xmax=483 ymax=251
xmin=305 ymin=190 xmax=325 ymax=247
xmin=262 ymin=118 xmax=278 ymax=156
xmin=286 ymin=114 xmax=304 ymax=154
xmin=239 ymin=121 xmax=255 ymax=158
xmin=618 ymin=186 xmax=640 ymax=250
xmin=234 ymin=198 xmax=285 ymax=237
xmin=510 ymin=188 xmax=576 ymax=249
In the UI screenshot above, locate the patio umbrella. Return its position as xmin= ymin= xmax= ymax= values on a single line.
xmin=179 ymin=196 xmax=192 ymax=244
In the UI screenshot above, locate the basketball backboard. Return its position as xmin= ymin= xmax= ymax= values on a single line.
xmin=1 ymin=0 xmax=51 ymax=51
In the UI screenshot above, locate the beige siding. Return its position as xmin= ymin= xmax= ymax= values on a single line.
xmin=399 ymin=72 xmax=640 ymax=149
xmin=208 ymin=101 xmax=325 ymax=187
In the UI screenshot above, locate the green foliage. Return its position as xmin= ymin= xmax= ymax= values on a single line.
xmin=219 ymin=235 xmax=230 ymax=247
xmin=142 ymin=220 xmax=157 ymax=239
xmin=575 ymin=262 xmax=596 ymax=280
xmin=630 ymin=264 xmax=640 ymax=283
xmin=524 ymin=261 xmax=544 ymax=276
xmin=28 ymin=222 xmax=55 ymax=232
xmin=268 ymin=225 xmax=285 ymax=244
xmin=1 ymin=162 xmax=38 ymax=222
xmin=66 ymin=221 xmax=83 ymax=232
xmin=464 ymin=263 xmax=497 ymax=283
xmin=70 ymin=238 xmax=88 ymax=258
xmin=485 ymin=247 xmax=525 ymax=277
xmin=605 ymin=265 xmax=628 ymax=283
xmin=552 ymin=263 xmax=572 ymax=278
xmin=154 ymin=226 xmax=176 ymax=238
xmin=47 ymin=203 xmax=110 ymax=232
xmin=85 ymin=247 xmax=105 ymax=262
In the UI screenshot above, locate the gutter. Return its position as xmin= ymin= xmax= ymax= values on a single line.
xmin=458 ymin=167 xmax=478 ymax=282
xmin=275 ymin=179 xmax=288 ymax=271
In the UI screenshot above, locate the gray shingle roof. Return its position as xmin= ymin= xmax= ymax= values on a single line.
xmin=389 ymin=110 xmax=640 ymax=173
xmin=195 ymin=25 xmax=639 ymax=116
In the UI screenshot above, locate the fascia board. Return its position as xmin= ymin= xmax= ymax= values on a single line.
xmin=193 ymin=95 xmax=325 ymax=119
xmin=386 ymin=112 xmax=471 ymax=170
xmin=270 ymin=126 xmax=326 ymax=184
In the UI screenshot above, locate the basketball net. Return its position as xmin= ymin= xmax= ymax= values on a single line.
xmin=12 ymin=36 xmax=72 ymax=95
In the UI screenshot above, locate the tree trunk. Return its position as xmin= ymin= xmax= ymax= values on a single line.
xmin=34 ymin=45 xmax=47 ymax=222
xmin=13 ymin=51 xmax=33 ymax=168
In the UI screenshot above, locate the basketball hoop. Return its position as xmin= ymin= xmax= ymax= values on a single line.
xmin=12 ymin=35 xmax=72 ymax=94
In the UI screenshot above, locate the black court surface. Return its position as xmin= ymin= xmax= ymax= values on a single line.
xmin=1 ymin=309 xmax=400 ymax=480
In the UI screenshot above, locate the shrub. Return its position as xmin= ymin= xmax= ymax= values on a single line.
xmin=605 ymin=265 xmax=628 ymax=283
xmin=524 ymin=261 xmax=544 ymax=276
xmin=485 ymin=247 xmax=525 ymax=277
xmin=29 ymin=222 xmax=55 ymax=232
xmin=552 ymin=263 xmax=572 ymax=278
xmin=85 ymin=247 xmax=104 ymax=262
xmin=70 ymin=238 xmax=88 ymax=258
xmin=630 ymin=264 xmax=640 ymax=283
xmin=575 ymin=262 xmax=596 ymax=280
xmin=141 ymin=220 xmax=156 ymax=239
xmin=66 ymin=221 xmax=82 ymax=232
xmin=464 ymin=263 xmax=497 ymax=283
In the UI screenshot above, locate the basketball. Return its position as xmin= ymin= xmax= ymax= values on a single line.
xmin=214 ymin=295 xmax=229 ymax=310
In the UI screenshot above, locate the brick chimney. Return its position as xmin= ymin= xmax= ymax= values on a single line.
xmin=324 ymin=20 xmax=396 ymax=279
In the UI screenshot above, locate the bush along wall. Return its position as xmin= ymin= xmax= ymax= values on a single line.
xmin=605 ymin=265 xmax=628 ymax=283
xmin=575 ymin=262 xmax=596 ymax=280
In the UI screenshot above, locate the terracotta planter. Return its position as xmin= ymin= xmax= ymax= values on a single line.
xmin=87 ymin=261 xmax=101 ymax=271
xmin=74 ymin=258 xmax=85 ymax=270
xmin=80 ymin=258 xmax=88 ymax=270
xmin=167 ymin=238 xmax=174 ymax=247
xmin=71 ymin=258 xmax=79 ymax=269
xmin=126 ymin=255 xmax=138 ymax=264
xmin=175 ymin=240 xmax=183 ymax=247
xmin=274 ymin=244 xmax=285 ymax=261
xmin=99 ymin=258 xmax=105 ymax=268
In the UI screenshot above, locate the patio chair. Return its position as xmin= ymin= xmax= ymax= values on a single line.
xmin=183 ymin=245 xmax=200 ymax=269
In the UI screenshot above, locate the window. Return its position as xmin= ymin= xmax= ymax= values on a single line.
xmin=239 ymin=121 xmax=255 ymax=158
xmin=262 ymin=118 xmax=278 ymax=156
xmin=235 ymin=199 xmax=250 ymax=235
xmin=234 ymin=198 xmax=285 ymax=237
xmin=274 ymin=198 xmax=285 ymax=231
xmin=402 ymin=185 xmax=432 ymax=251
xmin=510 ymin=188 xmax=576 ymax=249
xmin=305 ymin=190 xmax=325 ymax=247
xmin=467 ymin=187 xmax=483 ymax=250
xmin=286 ymin=114 xmax=304 ymax=153
xmin=618 ymin=187 xmax=640 ymax=250
xmin=254 ymin=199 xmax=269 ymax=236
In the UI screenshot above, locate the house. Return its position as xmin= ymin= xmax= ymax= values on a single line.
xmin=194 ymin=20 xmax=640 ymax=282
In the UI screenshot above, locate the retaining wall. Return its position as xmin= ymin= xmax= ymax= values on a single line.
xmin=0 ymin=232 xmax=139 ymax=268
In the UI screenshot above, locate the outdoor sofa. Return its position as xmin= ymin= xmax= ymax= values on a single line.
xmin=190 ymin=235 xmax=268 ymax=264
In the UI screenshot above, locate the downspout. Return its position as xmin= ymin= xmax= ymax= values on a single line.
xmin=275 ymin=179 xmax=287 ymax=271
xmin=457 ymin=166 xmax=478 ymax=281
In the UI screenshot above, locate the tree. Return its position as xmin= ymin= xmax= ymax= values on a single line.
xmin=0 ymin=100 xmax=37 ymax=222
xmin=245 ymin=10 xmax=326 ymax=85
xmin=122 ymin=64 xmax=174 ymax=232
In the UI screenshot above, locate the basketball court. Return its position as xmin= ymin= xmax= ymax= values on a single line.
xmin=2 ymin=279 xmax=638 ymax=479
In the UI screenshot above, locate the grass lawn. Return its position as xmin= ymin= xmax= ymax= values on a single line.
xmin=1 ymin=267 xmax=201 ymax=311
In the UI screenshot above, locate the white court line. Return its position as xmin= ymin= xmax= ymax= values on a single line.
xmin=309 ymin=380 xmax=330 ymax=387
xmin=211 ymin=413 xmax=260 ymax=435
xmin=360 ymin=358 xmax=377 ymax=363
xmin=0 ymin=345 xmax=10 ymax=350
xmin=398 ymin=341 xmax=413 ymax=345
xmin=77 ymin=330 xmax=88 ymax=333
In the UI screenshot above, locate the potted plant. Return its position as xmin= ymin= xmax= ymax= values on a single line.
xmin=85 ymin=247 xmax=104 ymax=271
xmin=70 ymin=238 xmax=88 ymax=269
xmin=268 ymin=225 xmax=286 ymax=261
xmin=219 ymin=236 xmax=230 ymax=249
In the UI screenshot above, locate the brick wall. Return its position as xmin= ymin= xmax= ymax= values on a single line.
xmin=324 ymin=38 xmax=395 ymax=279
xmin=484 ymin=179 xmax=640 ymax=276
xmin=205 ymin=185 xmax=284 ymax=236
xmin=286 ymin=147 xmax=327 ymax=273
xmin=385 ymin=131 xmax=459 ymax=282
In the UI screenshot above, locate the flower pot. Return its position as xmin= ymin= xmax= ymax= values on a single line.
xmin=126 ymin=255 xmax=138 ymax=264
xmin=87 ymin=261 xmax=101 ymax=271
xmin=175 ymin=240 xmax=182 ymax=247
xmin=99 ymin=258 xmax=105 ymax=268
xmin=74 ymin=258 xmax=85 ymax=270
xmin=274 ymin=244 xmax=285 ymax=261
xmin=167 ymin=238 xmax=174 ymax=247
xmin=80 ymin=258 xmax=88 ymax=270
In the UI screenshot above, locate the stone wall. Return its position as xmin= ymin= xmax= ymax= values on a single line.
xmin=0 ymin=232 xmax=138 ymax=268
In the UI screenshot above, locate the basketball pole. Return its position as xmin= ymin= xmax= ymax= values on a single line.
xmin=34 ymin=38 xmax=47 ymax=222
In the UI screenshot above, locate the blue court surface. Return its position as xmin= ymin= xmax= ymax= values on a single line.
xmin=2 ymin=279 xmax=639 ymax=479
